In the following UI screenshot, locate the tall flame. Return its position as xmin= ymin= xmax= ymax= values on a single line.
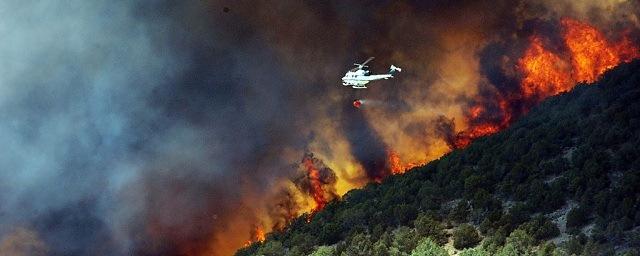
xmin=519 ymin=35 xmax=574 ymax=100
xmin=387 ymin=150 xmax=420 ymax=175
xmin=302 ymin=156 xmax=328 ymax=213
xmin=243 ymin=224 xmax=266 ymax=247
xmin=562 ymin=18 xmax=639 ymax=83
xmin=454 ymin=17 xmax=639 ymax=149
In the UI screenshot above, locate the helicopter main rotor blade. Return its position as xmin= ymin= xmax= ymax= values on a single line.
xmin=361 ymin=57 xmax=375 ymax=66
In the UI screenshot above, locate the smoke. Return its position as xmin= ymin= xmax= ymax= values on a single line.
xmin=1 ymin=0 xmax=638 ymax=256
xmin=294 ymin=153 xmax=338 ymax=210
xmin=266 ymin=189 xmax=302 ymax=231
xmin=341 ymin=104 xmax=391 ymax=180
xmin=0 ymin=228 xmax=47 ymax=256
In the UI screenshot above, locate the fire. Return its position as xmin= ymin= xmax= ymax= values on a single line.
xmin=454 ymin=17 xmax=639 ymax=149
xmin=519 ymin=17 xmax=640 ymax=97
xmin=255 ymin=226 xmax=265 ymax=242
xmin=302 ymin=156 xmax=328 ymax=213
xmin=453 ymin=98 xmax=511 ymax=149
xmin=562 ymin=18 xmax=639 ymax=83
xmin=238 ymin=17 xmax=639 ymax=251
xmin=453 ymin=123 xmax=501 ymax=149
xmin=387 ymin=150 xmax=420 ymax=175
xmin=519 ymin=35 xmax=574 ymax=100
xmin=243 ymin=225 xmax=266 ymax=247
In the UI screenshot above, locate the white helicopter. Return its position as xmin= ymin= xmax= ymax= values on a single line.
xmin=341 ymin=57 xmax=402 ymax=89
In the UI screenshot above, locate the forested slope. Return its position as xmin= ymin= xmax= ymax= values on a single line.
xmin=238 ymin=60 xmax=640 ymax=256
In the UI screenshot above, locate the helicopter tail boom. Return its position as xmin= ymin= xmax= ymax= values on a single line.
xmin=389 ymin=65 xmax=402 ymax=74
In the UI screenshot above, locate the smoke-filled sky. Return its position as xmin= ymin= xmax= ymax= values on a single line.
xmin=1 ymin=1 xmax=638 ymax=255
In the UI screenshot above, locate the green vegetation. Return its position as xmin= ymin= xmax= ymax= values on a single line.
xmin=414 ymin=213 xmax=447 ymax=245
xmin=411 ymin=238 xmax=448 ymax=256
xmin=453 ymin=224 xmax=481 ymax=249
xmin=237 ymin=60 xmax=640 ymax=255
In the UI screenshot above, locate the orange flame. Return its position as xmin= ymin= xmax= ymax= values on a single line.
xmin=302 ymin=157 xmax=328 ymax=213
xmin=255 ymin=226 xmax=265 ymax=242
xmin=519 ymin=35 xmax=574 ymax=100
xmin=454 ymin=98 xmax=511 ymax=148
xmin=387 ymin=150 xmax=420 ymax=175
xmin=243 ymin=224 xmax=266 ymax=247
xmin=455 ymin=17 xmax=639 ymax=149
xmin=562 ymin=18 xmax=640 ymax=83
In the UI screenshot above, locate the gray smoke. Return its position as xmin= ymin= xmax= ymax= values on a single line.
xmin=3 ymin=1 xmax=637 ymax=256
xmin=0 ymin=0 xmax=299 ymax=255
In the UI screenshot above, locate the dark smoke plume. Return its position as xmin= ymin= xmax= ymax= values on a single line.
xmin=293 ymin=153 xmax=338 ymax=197
xmin=341 ymin=104 xmax=391 ymax=180
xmin=1 ymin=1 xmax=639 ymax=256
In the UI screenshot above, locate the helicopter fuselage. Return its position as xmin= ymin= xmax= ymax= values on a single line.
xmin=341 ymin=70 xmax=394 ymax=89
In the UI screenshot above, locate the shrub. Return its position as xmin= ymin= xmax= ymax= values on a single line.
xmin=391 ymin=226 xmax=420 ymax=254
xmin=255 ymin=241 xmax=284 ymax=256
xmin=414 ymin=214 xmax=448 ymax=245
xmin=309 ymin=246 xmax=336 ymax=256
xmin=459 ymin=247 xmax=489 ymax=256
xmin=410 ymin=238 xmax=448 ymax=256
xmin=454 ymin=224 xmax=482 ymax=249
xmin=566 ymin=207 xmax=588 ymax=229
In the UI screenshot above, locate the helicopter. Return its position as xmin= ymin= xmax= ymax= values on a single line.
xmin=341 ymin=57 xmax=402 ymax=89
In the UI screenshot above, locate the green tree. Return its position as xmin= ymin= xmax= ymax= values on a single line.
xmin=459 ymin=248 xmax=489 ymax=256
xmin=566 ymin=207 xmax=588 ymax=229
xmin=341 ymin=233 xmax=374 ymax=256
xmin=414 ymin=214 xmax=448 ymax=245
xmin=319 ymin=223 xmax=342 ymax=244
xmin=498 ymin=229 xmax=535 ymax=256
xmin=391 ymin=227 xmax=420 ymax=254
xmin=562 ymin=235 xmax=585 ymax=256
xmin=481 ymin=229 xmax=506 ymax=254
xmin=451 ymin=201 xmax=471 ymax=223
xmin=536 ymin=241 xmax=560 ymax=256
xmin=496 ymin=243 xmax=519 ymax=256
xmin=410 ymin=238 xmax=448 ymax=256
xmin=453 ymin=224 xmax=482 ymax=249
xmin=519 ymin=215 xmax=560 ymax=241
xmin=372 ymin=238 xmax=390 ymax=256
xmin=287 ymin=246 xmax=305 ymax=256
xmin=309 ymin=246 xmax=336 ymax=256
xmin=256 ymin=241 xmax=285 ymax=256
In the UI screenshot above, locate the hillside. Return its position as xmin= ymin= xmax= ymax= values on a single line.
xmin=237 ymin=60 xmax=640 ymax=256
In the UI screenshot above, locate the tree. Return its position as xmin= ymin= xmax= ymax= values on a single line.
xmin=451 ymin=201 xmax=471 ymax=223
xmin=410 ymin=238 xmax=448 ymax=256
xmin=562 ymin=235 xmax=585 ymax=256
xmin=453 ymin=224 xmax=482 ymax=249
xmin=566 ymin=207 xmax=588 ymax=229
xmin=287 ymin=246 xmax=306 ymax=256
xmin=459 ymin=248 xmax=489 ymax=256
xmin=341 ymin=233 xmax=374 ymax=256
xmin=391 ymin=227 xmax=420 ymax=254
xmin=497 ymin=229 xmax=535 ymax=256
xmin=495 ymin=243 xmax=519 ymax=256
xmin=309 ymin=246 xmax=336 ymax=256
xmin=319 ymin=223 xmax=342 ymax=244
xmin=414 ymin=214 xmax=448 ymax=245
xmin=256 ymin=241 xmax=285 ymax=256
xmin=234 ymin=243 xmax=259 ymax=256
xmin=481 ymin=229 xmax=506 ymax=254
xmin=372 ymin=238 xmax=390 ymax=256
xmin=536 ymin=242 xmax=559 ymax=256
xmin=519 ymin=215 xmax=560 ymax=241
